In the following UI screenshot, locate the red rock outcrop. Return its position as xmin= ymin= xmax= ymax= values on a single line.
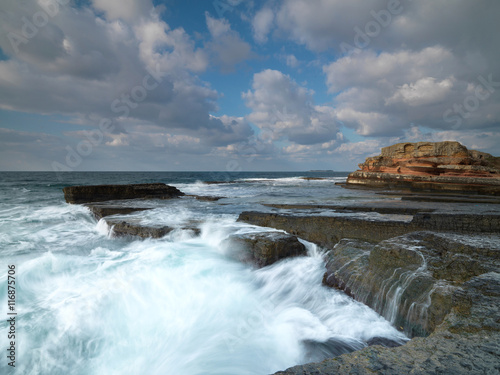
xmin=346 ymin=142 xmax=500 ymax=195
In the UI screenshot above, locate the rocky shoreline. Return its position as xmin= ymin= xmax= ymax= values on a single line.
xmin=345 ymin=141 xmax=500 ymax=195
xmin=237 ymin=203 xmax=499 ymax=374
xmin=64 ymin=184 xmax=217 ymax=239
xmin=63 ymin=180 xmax=500 ymax=374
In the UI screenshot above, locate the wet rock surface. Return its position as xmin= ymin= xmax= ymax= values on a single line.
xmin=63 ymin=183 xmax=184 ymax=204
xmin=239 ymin=212 xmax=416 ymax=248
xmin=64 ymin=183 xmax=192 ymax=238
xmin=103 ymin=218 xmax=201 ymax=239
xmin=266 ymin=230 xmax=499 ymax=373
xmin=262 ymin=203 xmax=427 ymax=215
xmin=86 ymin=204 xmax=151 ymax=220
xmin=238 ymin=201 xmax=500 ymax=374
xmin=63 ymin=182 xmax=500 ymax=373
xmin=107 ymin=220 xmax=174 ymax=239
xmin=275 ymin=330 xmax=500 ymax=375
xmin=185 ymin=194 xmax=224 ymax=201
xmin=401 ymin=194 xmax=500 ymax=204
xmin=322 ymin=232 xmax=499 ymax=337
xmin=275 ymin=273 xmax=500 ymax=375
xmin=238 ymin=201 xmax=500 ymax=247
xmin=224 ymin=231 xmax=307 ymax=267
xmin=301 ymin=338 xmax=365 ymax=364
xmin=345 ymin=141 xmax=500 ymax=195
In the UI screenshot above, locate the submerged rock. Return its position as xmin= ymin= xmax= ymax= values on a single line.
xmin=275 ymin=332 xmax=500 ymax=374
xmin=203 ymin=180 xmax=236 ymax=185
xmin=345 ymin=141 xmax=500 ymax=195
xmin=63 ymin=183 xmax=184 ymax=204
xmin=224 ymin=231 xmax=307 ymax=267
xmin=186 ymin=194 xmax=224 ymax=202
xmin=301 ymin=338 xmax=365 ymax=364
xmin=366 ymin=336 xmax=404 ymax=348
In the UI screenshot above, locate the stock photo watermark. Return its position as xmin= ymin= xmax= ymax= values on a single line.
xmin=6 ymin=264 xmax=17 ymax=368
xmin=7 ymin=0 xmax=70 ymax=54
xmin=51 ymin=63 xmax=168 ymax=177
xmin=47 ymin=0 xmax=256 ymax=180
xmin=212 ymin=0 xmax=243 ymax=18
xmin=340 ymin=0 xmax=413 ymax=56
xmin=443 ymin=74 xmax=500 ymax=129
xmin=221 ymin=298 xmax=279 ymax=353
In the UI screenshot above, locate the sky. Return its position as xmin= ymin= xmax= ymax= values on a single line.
xmin=0 ymin=0 xmax=499 ymax=172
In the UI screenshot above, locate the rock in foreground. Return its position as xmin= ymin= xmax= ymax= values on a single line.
xmin=275 ymin=272 xmax=500 ymax=375
xmin=323 ymin=231 xmax=499 ymax=337
xmin=224 ymin=231 xmax=307 ymax=267
xmin=275 ymin=232 xmax=500 ymax=375
xmin=63 ymin=183 xmax=184 ymax=204
xmin=345 ymin=141 xmax=500 ymax=195
xmin=237 ymin=208 xmax=500 ymax=374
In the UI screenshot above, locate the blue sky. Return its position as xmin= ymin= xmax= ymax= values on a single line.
xmin=0 ymin=0 xmax=499 ymax=171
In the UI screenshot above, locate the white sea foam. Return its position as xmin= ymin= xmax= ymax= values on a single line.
xmin=96 ymin=218 xmax=111 ymax=237
xmin=1 ymin=215 xmax=406 ymax=375
xmin=237 ymin=177 xmax=335 ymax=185
xmin=0 ymin=173 xmax=408 ymax=375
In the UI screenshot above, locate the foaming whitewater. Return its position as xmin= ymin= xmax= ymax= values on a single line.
xmin=0 ymin=172 xmax=408 ymax=375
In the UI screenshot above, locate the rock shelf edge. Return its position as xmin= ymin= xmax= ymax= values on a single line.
xmin=237 ymin=211 xmax=500 ymax=375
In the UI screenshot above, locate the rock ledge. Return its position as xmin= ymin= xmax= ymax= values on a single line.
xmin=63 ymin=183 xmax=184 ymax=204
xmin=345 ymin=141 xmax=500 ymax=195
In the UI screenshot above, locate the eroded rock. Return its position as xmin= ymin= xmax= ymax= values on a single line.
xmin=238 ymin=210 xmax=500 ymax=249
xmin=107 ymin=220 xmax=174 ymax=239
xmin=224 ymin=231 xmax=307 ymax=267
xmin=275 ymin=237 xmax=500 ymax=375
xmin=103 ymin=218 xmax=201 ymax=239
xmin=275 ymin=330 xmax=500 ymax=374
xmin=322 ymin=232 xmax=499 ymax=338
xmin=63 ymin=183 xmax=184 ymax=204
xmin=345 ymin=141 xmax=500 ymax=195
xmin=238 ymin=212 xmax=419 ymax=248
xmin=86 ymin=204 xmax=151 ymax=220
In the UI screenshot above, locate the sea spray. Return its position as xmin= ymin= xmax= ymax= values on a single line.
xmin=1 ymin=172 xmax=408 ymax=375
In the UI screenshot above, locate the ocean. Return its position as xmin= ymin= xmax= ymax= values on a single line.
xmin=0 ymin=172 xmax=407 ymax=375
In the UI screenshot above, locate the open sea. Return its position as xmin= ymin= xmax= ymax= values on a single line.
xmin=0 ymin=172 xmax=408 ymax=375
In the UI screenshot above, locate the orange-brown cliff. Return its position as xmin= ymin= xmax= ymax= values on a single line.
xmin=346 ymin=142 xmax=500 ymax=195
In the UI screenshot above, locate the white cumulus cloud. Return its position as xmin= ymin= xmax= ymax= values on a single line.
xmin=243 ymin=69 xmax=340 ymax=145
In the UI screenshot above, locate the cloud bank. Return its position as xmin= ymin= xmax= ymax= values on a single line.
xmin=0 ymin=0 xmax=498 ymax=171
